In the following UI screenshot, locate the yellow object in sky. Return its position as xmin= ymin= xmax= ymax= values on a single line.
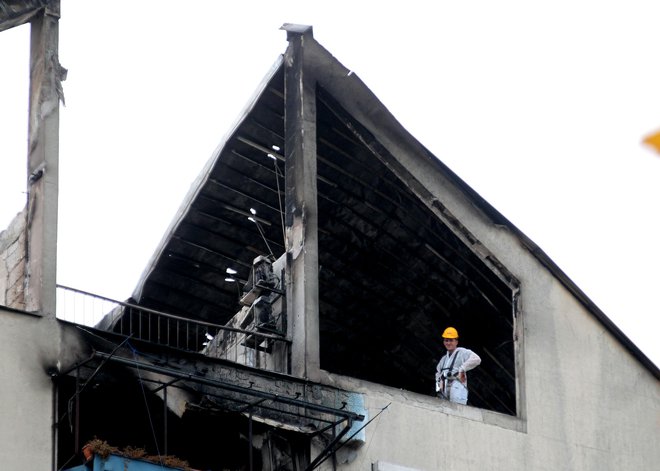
xmin=642 ymin=129 xmax=660 ymax=154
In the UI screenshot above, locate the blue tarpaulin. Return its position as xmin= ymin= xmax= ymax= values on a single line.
xmin=64 ymin=454 xmax=186 ymax=471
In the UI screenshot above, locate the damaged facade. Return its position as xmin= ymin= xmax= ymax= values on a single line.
xmin=0 ymin=208 xmax=27 ymax=309
xmin=1 ymin=3 xmax=659 ymax=471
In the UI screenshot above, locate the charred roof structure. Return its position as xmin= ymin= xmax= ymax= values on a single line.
xmin=2 ymin=6 xmax=659 ymax=471
xmin=122 ymin=25 xmax=520 ymax=416
xmin=94 ymin=23 xmax=659 ymax=426
xmin=50 ymin=23 xmax=522 ymax=466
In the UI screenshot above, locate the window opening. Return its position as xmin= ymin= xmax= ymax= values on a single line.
xmin=315 ymin=88 xmax=518 ymax=415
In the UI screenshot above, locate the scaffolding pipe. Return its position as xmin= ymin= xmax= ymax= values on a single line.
xmin=92 ymin=351 xmax=364 ymax=423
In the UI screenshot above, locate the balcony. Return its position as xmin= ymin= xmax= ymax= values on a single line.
xmin=56 ymin=283 xmax=290 ymax=374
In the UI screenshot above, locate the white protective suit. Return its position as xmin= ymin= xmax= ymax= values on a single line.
xmin=435 ymin=347 xmax=481 ymax=404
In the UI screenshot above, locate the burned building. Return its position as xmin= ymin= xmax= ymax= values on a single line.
xmin=1 ymin=3 xmax=659 ymax=471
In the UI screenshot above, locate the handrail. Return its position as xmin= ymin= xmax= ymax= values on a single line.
xmin=56 ymin=284 xmax=288 ymax=342
xmin=56 ymin=284 xmax=290 ymax=373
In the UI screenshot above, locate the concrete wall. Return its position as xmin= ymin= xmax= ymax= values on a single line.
xmin=321 ymin=279 xmax=658 ymax=470
xmin=318 ymin=261 xmax=659 ymax=470
xmin=0 ymin=309 xmax=59 ymax=470
xmin=310 ymin=148 xmax=660 ymax=470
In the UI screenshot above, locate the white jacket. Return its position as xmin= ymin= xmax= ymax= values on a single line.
xmin=435 ymin=347 xmax=481 ymax=383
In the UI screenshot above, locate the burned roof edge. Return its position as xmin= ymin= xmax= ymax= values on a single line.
xmin=130 ymin=55 xmax=285 ymax=303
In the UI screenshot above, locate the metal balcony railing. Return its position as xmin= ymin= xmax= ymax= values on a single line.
xmin=56 ymin=284 xmax=290 ymax=373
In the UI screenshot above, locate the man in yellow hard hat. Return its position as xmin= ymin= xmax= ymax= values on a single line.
xmin=435 ymin=327 xmax=481 ymax=404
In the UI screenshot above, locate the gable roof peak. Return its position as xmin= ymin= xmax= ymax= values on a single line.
xmin=280 ymin=23 xmax=313 ymax=38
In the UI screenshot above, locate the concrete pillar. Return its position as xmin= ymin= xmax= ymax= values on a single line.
xmin=24 ymin=2 xmax=64 ymax=316
xmin=283 ymin=25 xmax=320 ymax=380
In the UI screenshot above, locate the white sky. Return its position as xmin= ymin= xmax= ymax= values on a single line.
xmin=1 ymin=1 xmax=658 ymax=367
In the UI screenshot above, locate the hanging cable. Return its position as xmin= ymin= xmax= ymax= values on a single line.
xmin=271 ymin=155 xmax=286 ymax=245
xmin=57 ymin=454 xmax=78 ymax=471
xmin=353 ymin=403 xmax=390 ymax=470
xmin=307 ymin=402 xmax=391 ymax=471
xmin=61 ymin=330 xmax=135 ymax=438
xmin=130 ymin=344 xmax=164 ymax=467
xmin=248 ymin=208 xmax=276 ymax=261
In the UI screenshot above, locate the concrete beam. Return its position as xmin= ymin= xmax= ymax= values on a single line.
xmin=24 ymin=2 xmax=64 ymax=316
xmin=283 ymin=26 xmax=320 ymax=380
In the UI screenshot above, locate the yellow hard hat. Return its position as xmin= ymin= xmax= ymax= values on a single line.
xmin=442 ymin=327 xmax=459 ymax=339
